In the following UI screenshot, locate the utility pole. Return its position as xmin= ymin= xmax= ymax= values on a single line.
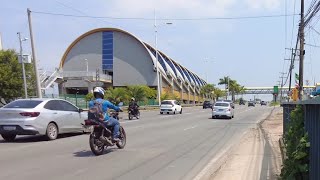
xmin=17 ymin=32 xmax=28 ymax=98
xmin=288 ymin=48 xmax=294 ymax=93
xmin=298 ymin=0 xmax=305 ymax=100
xmin=27 ymin=8 xmax=42 ymax=98
xmin=280 ymin=72 xmax=286 ymax=102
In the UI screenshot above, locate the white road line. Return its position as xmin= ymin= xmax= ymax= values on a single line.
xmin=183 ymin=125 xmax=198 ymax=131
xmin=184 ymin=112 xmax=192 ymax=115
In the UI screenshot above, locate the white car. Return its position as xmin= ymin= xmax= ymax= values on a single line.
xmin=160 ymin=100 xmax=182 ymax=114
xmin=0 ymin=99 xmax=87 ymax=141
xmin=212 ymin=102 xmax=234 ymax=119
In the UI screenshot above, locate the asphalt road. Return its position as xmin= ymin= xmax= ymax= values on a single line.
xmin=0 ymin=105 xmax=274 ymax=180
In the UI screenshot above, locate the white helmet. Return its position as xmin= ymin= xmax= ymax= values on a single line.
xmin=93 ymin=87 xmax=105 ymax=96
xmin=131 ymin=97 xmax=135 ymax=101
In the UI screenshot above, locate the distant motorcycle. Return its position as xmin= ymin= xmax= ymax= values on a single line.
xmin=128 ymin=106 xmax=140 ymax=120
xmin=82 ymin=111 xmax=126 ymax=156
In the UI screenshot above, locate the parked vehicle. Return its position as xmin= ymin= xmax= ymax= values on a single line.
xmin=260 ymin=101 xmax=267 ymax=106
xmin=160 ymin=100 xmax=182 ymax=114
xmin=239 ymin=99 xmax=245 ymax=105
xmin=83 ymin=110 xmax=126 ymax=156
xmin=212 ymin=102 xmax=234 ymax=119
xmin=248 ymin=101 xmax=255 ymax=107
xmin=128 ymin=106 xmax=140 ymax=120
xmin=203 ymin=101 xmax=213 ymax=109
xmin=0 ymin=99 xmax=87 ymax=141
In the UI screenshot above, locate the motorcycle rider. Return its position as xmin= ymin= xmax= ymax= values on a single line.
xmin=89 ymin=87 xmax=121 ymax=142
xmin=129 ymin=97 xmax=139 ymax=115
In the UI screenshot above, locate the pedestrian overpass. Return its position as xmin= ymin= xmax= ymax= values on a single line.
xmin=241 ymin=86 xmax=316 ymax=94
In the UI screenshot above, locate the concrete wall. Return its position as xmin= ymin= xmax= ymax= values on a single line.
xmin=63 ymin=32 xmax=102 ymax=72
xmin=113 ymin=31 xmax=157 ymax=86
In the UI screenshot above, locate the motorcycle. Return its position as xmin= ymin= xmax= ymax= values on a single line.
xmin=128 ymin=106 xmax=140 ymax=120
xmin=82 ymin=110 xmax=126 ymax=156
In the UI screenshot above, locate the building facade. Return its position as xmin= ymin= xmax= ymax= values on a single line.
xmin=57 ymin=28 xmax=207 ymax=103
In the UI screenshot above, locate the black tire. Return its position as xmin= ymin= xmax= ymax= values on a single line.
xmin=1 ymin=134 xmax=16 ymax=142
xmin=212 ymin=116 xmax=215 ymax=119
xmin=160 ymin=112 xmax=163 ymax=114
xmin=136 ymin=112 xmax=140 ymax=119
xmin=129 ymin=114 xmax=133 ymax=120
xmin=180 ymin=108 xmax=182 ymax=114
xmin=116 ymin=126 xmax=126 ymax=149
xmin=174 ymin=109 xmax=176 ymax=114
xmin=46 ymin=123 xmax=58 ymax=140
xmin=89 ymin=134 xmax=105 ymax=156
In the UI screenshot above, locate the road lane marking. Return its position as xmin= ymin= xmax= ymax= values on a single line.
xmin=183 ymin=125 xmax=198 ymax=131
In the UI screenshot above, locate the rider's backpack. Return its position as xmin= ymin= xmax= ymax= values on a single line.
xmin=88 ymin=100 xmax=104 ymax=121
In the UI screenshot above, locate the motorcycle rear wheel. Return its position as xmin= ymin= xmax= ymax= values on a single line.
xmin=89 ymin=134 xmax=105 ymax=156
xmin=116 ymin=126 xmax=126 ymax=149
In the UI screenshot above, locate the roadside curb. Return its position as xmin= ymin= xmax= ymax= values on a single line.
xmin=279 ymin=137 xmax=287 ymax=162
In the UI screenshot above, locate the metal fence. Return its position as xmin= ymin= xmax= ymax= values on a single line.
xmin=282 ymin=99 xmax=320 ymax=180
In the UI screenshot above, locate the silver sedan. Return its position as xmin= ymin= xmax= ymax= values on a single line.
xmin=0 ymin=98 xmax=87 ymax=141
xmin=212 ymin=102 xmax=235 ymax=119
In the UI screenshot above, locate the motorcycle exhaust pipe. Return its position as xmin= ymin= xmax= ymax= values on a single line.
xmin=99 ymin=136 xmax=113 ymax=146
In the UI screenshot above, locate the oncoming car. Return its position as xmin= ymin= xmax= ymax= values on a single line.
xmin=0 ymin=99 xmax=87 ymax=141
xmin=160 ymin=100 xmax=182 ymax=115
xmin=212 ymin=102 xmax=234 ymax=119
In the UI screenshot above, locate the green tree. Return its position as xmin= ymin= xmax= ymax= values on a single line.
xmin=127 ymin=85 xmax=147 ymax=102
xmin=218 ymin=76 xmax=242 ymax=101
xmin=200 ymin=84 xmax=215 ymax=100
xmin=281 ymin=106 xmax=309 ymax=179
xmin=105 ymin=87 xmax=129 ymax=105
xmin=0 ymin=49 xmax=35 ymax=104
xmin=213 ymin=88 xmax=226 ymax=100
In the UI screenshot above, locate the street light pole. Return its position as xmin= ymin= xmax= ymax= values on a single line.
xmin=204 ymin=59 xmax=214 ymax=83
xmin=154 ymin=10 xmax=172 ymax=106
xmin=17 ymin=32 xmax=28 ymax=98
xmin=154 ymin=10 xmax=160 ymax=106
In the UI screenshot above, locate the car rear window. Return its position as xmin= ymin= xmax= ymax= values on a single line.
xmin=3 ymin=100 xmax=43 ymax=109
xmin=214 ymin=103 xmax=229 ymax=107
xmin=161 ymin=101 xmax=173 ymax=105
xmin=204 ymin=101 xmax=210 ymax=104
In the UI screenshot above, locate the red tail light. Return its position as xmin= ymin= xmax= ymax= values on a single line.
xmin=20 ymin=112 xmax=40 ymax=117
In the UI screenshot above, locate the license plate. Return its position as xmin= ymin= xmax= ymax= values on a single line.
xmin=3 ymin=126 xmax=16 ymax=131
xmin=219 ymin=109 xmax=224 ymax=111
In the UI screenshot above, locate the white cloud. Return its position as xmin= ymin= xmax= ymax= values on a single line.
xmin=245 ymin=0 xmax=281 ymax=10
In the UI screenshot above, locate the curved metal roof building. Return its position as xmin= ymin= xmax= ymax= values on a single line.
xmin=58 ymin=28 xmax=206 ymax=103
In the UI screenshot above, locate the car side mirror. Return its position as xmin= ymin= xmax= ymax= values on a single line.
xmin=78 ymin=108 xmax=84 ymax=113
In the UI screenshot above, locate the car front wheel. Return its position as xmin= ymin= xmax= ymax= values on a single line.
xmin=1 ymin=134 xmax=16 ymax=142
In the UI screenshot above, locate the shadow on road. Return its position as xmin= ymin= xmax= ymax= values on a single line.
xmin=0 ymin=133 xmax=83 ymax=143
xmin=73 ymin=148 xmax=116 ymax=157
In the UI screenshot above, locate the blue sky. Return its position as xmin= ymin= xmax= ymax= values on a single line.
xmin=1 ymin=0 xmax=319 ymax=98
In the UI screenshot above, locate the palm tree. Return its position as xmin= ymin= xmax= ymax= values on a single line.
xmin=200 ymin=84 xmax=215 ymax=100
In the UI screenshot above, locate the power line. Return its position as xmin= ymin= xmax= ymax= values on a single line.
xmin=30 ymin=10 xmax=299 ymax=21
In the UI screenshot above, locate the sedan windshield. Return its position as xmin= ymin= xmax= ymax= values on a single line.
xmin=214 ymin=103 xmax=229 ymax=107
xmin=3 ymin=100 xmax=43 ymax=109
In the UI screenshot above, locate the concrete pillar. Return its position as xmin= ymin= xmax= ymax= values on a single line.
xmin=180 ymin=82 xmax=183 ymax=102
xmin=188 ymin=86 xmax=191 ymax=104
xmin=172 ymin=77 xmax=174 ymax=94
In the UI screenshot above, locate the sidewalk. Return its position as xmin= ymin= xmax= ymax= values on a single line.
xmin=210 ymin=108 xmax=283 ymax=180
